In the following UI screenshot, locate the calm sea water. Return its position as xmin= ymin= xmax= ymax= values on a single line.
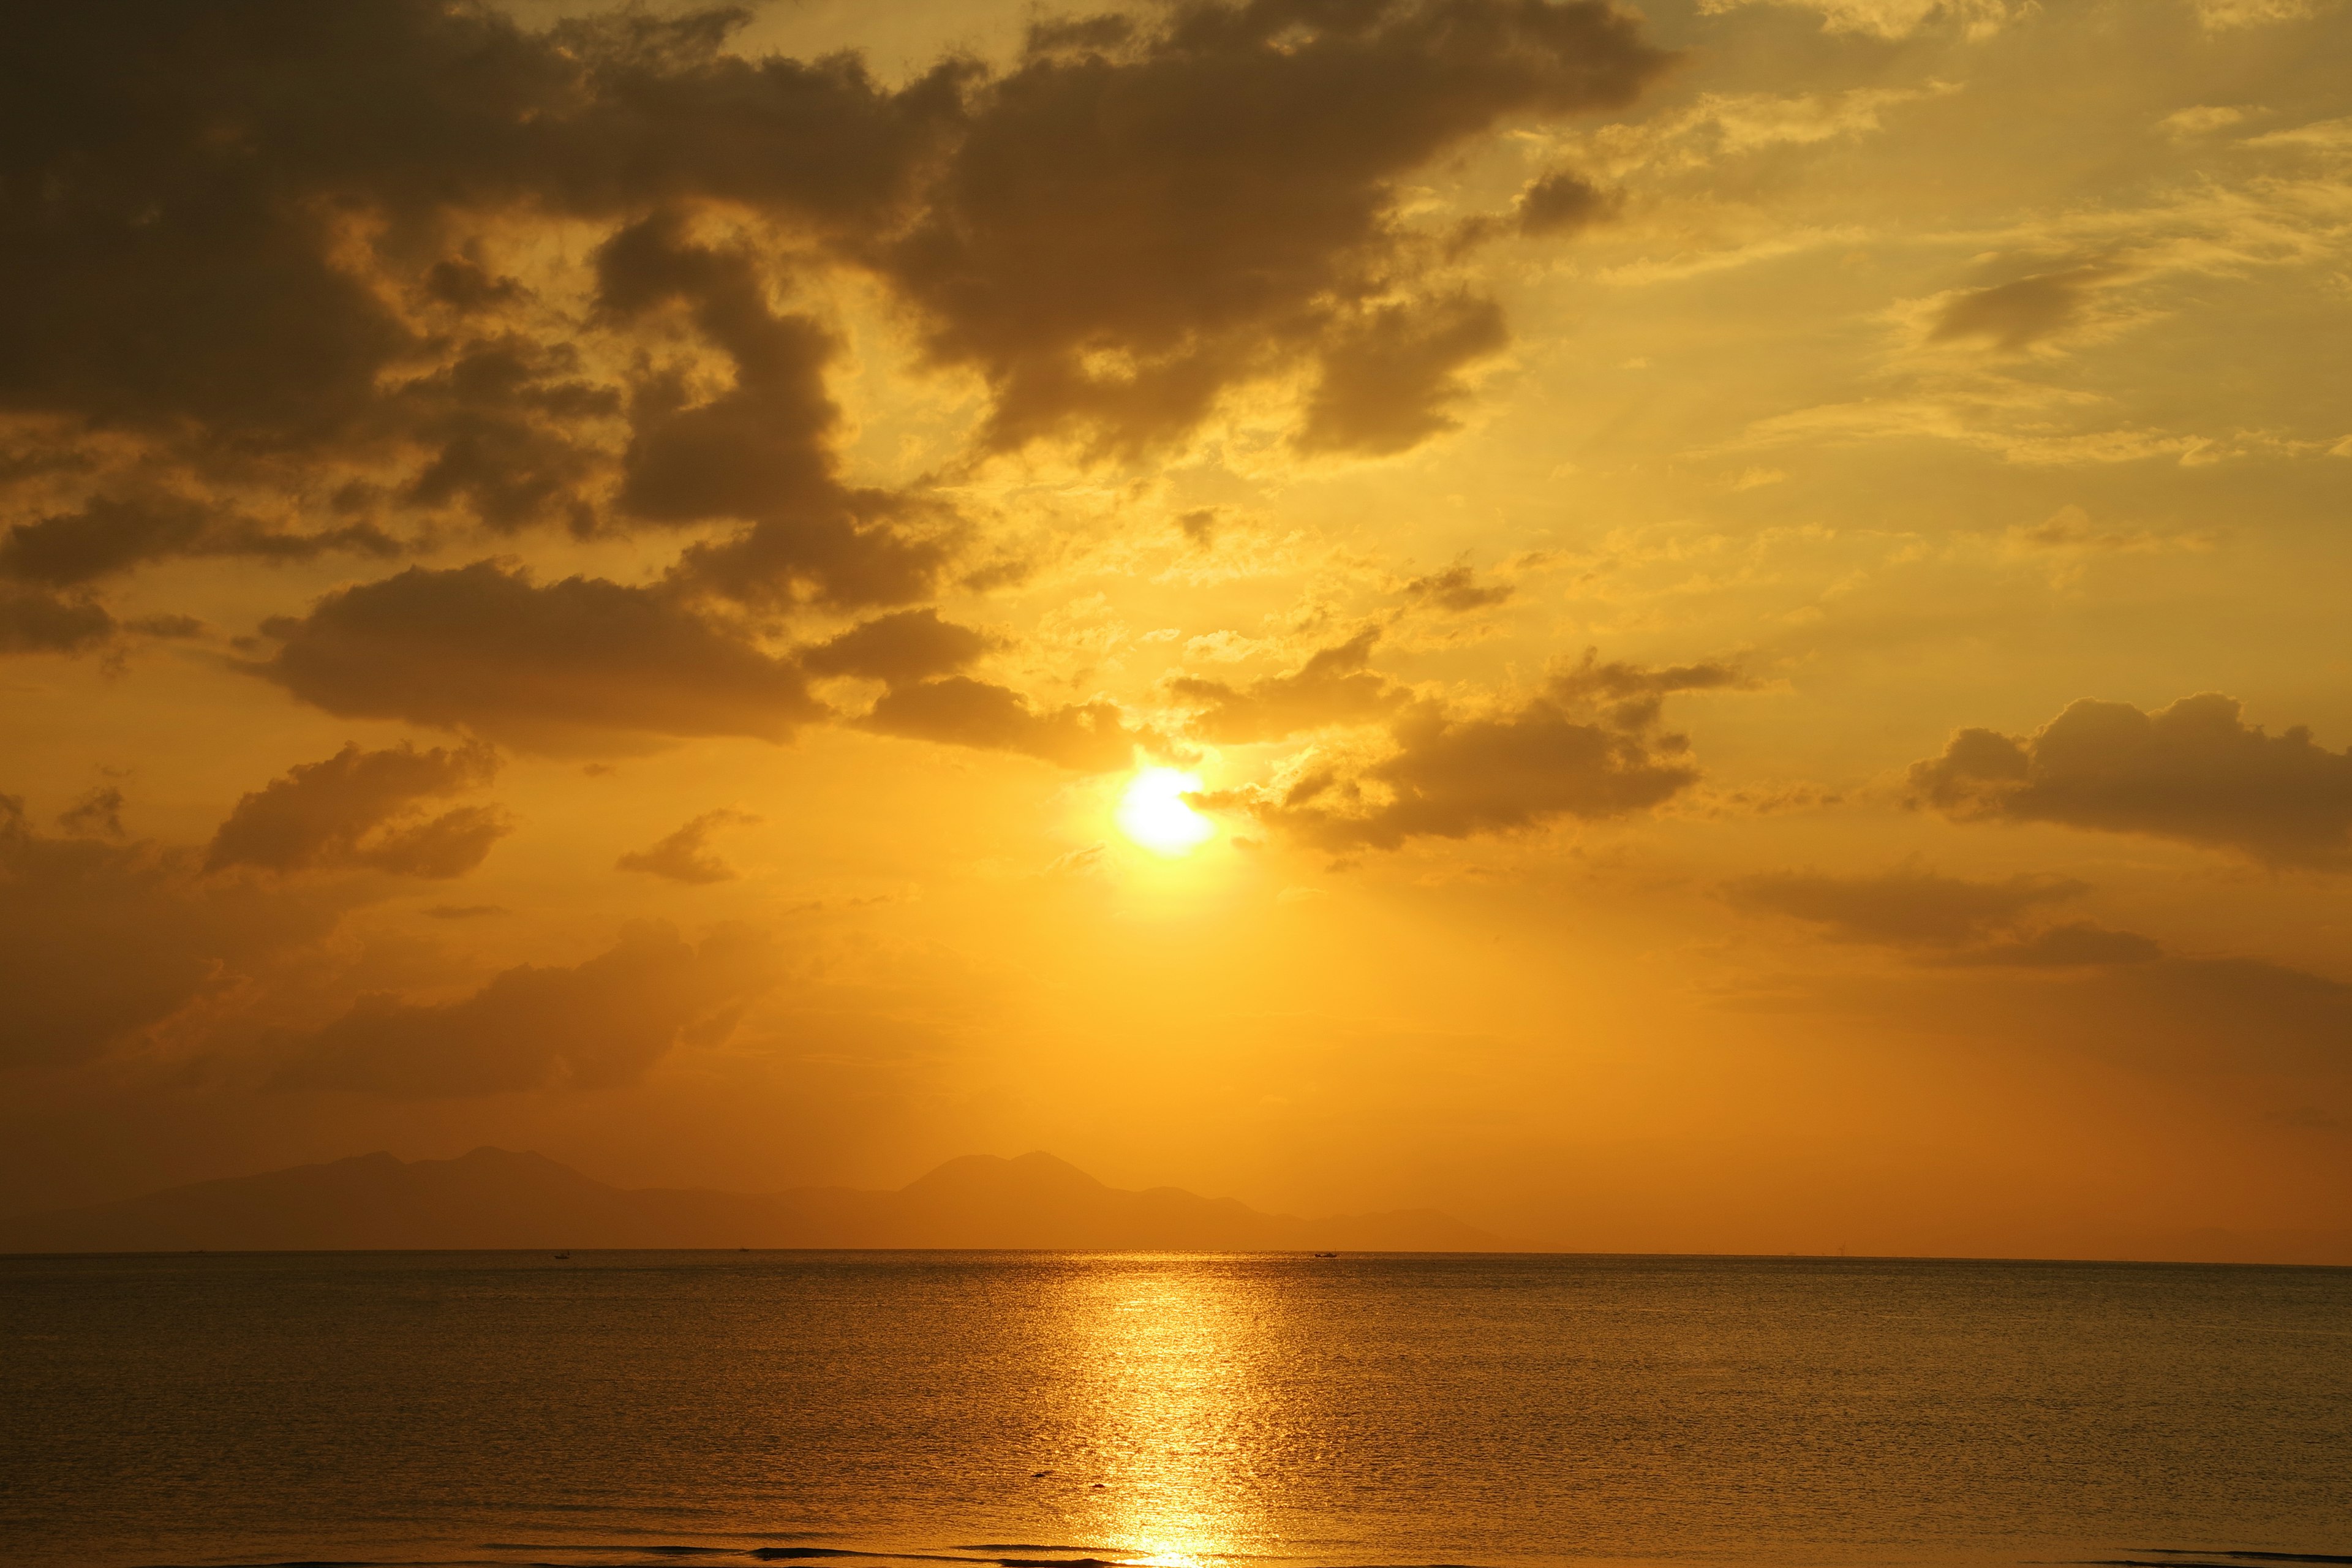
xmin=1 ymin=1252 xmax=2346 ymax=1568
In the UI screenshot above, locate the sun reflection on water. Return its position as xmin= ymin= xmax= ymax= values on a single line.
xmin=1047 ymin=1261 xmax=1277 ymax=1568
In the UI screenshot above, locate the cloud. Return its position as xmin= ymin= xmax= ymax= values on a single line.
xmin=2193 ymin=0 xmax=2324 ymax=28
xmin=0 ymin=796 xmax=349 ymax=1068
xmin=1171 ymin=629 xmax=1408 ymax=742
xmin=0 ymin=492 xmax=396 ymax=588
xmin=2158 ymin=105 xmax=2252 ymax=138
xmin=0 ymin=3 xmax=960 ymax=449
xmin=396 ymin=338 xmax=619 ymax=538
xmin=878 ymin=0 xmax=1670 ymax=457
xmin=1955 ymin=922 xmax=2166 ymax=968
xmin=1517 ymin=168 xmax=1624 ymax=237
xmin=1697 ymin=0 xmax=2027 ymax=39
xmin=1725 ymin=867 xmax=2090 ymax=946
xmin=251 ymin=562 xmax=825 ymax=752
xmin=58 ymin=788 xmax=126 ymax=839
xmin=273 ymin=921 xmax=777 ymax=1098
xmin=206 ymin=741 xmax=508 ymax=879
xmin=1930 ymin=264 xmax=2124 ymax=352
xmin=801 ymin=608 xmax=995 ymax=686
xmin=0 ymin=586 xmax=114 ymax=655
xmin=1404 ymin=564 xmax=1515 ymax=614
xmin=1294 ymin=295 xmax=1510 ymax=456
xmin=1 ymin=0 xmax=1672 ymax=666
xmin=617 ymin=810 xmax=761 ymax=885
xmin=1215 ymin=653 xmax=1735 ymax=849
xmin=1909 ymin=693 xmax=2352 ymax=868
xmin=595 ymin=211 xmax=954 ymax=609
xmin=860 ymin=677 xmax=1148 ymax=772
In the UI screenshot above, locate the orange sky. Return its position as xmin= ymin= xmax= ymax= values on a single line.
xmin=4 ymin=0 xmax=2350 ymax=1261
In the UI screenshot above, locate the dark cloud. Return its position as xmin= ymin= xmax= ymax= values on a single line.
xmin=57 ymin=788 xmax=126 ymax=839
xmin=1171 ymin=629 xmax=1406 ymax=742
xmin=0 ymin=1 xmax=973 ymax=650
xmin=251 ymin=562 xmax=825 ymax=752
xmin=801 ymin=608 xmax=995 ymax=686
xmin=1175 ymin=508 xmax=1222 ymax=547
xmin=878 ymin=0 xmax=1671 ymax=456
xmin=861 ymin=677 xmax=1149 ymax=772
xmin=1954 ymin=922 xmax=2165 ymax=968
xmin=1517 ymin=167 xmax=1622 ymax=236
xmin=1215 ymin=654 xmax=1727 ymax=849
xmin=1909 ymin=693 xmax=2352 ymax=868
xmin=1295 ymin=293 xmax=1509 ymax=456
xmin=1404 ymin=563 xmax=1514 ymax=613
xmin=273 ymin=921 xmax=776 ymax=1098
xmin=0 ymin=796 xmax=347 ymax=1068
xmin=0 ymin=492 xmax=397 ymax=588
xmin=594 ymin=211 xmax=954 ymax=609
xmin=396 ymin=339 xmax=619 ymax=538
xmin=1725 ymin=866 xmax=2172 ymax=970
xmin=0 ymin=2 xmax=962 ymax=446
xmin=797 ymin=608 xmax=1148 ymax=769
xmin=0 ymin=586 xmax=114 ymax=655
xmin=1931 ymin=263 xmax=2120 ymax=352
xmin=617 ymin=810 xmax=760 ymax=885
xmin=206 ymin=741 xmax=508 ymax=879
xmin=1725 ymin=867 xmax=2089 ymax=947
xmin=2 ymin=0 xmax=1668 ymax=673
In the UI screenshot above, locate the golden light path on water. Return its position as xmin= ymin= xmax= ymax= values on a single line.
xmin=1053 ymin=1261 xmax=1272 ymax=1568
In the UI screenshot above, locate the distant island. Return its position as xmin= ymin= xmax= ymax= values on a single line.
xmin=0 ymin=1148 xmax=1506 ymax=1254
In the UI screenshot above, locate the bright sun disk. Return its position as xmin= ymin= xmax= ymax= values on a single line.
xmin=1117 ymin=767 xmax=1215 ymax=856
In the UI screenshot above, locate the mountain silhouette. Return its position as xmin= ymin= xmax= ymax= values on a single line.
xmin=0 ymin=1148 xmax=1505 ymax=1253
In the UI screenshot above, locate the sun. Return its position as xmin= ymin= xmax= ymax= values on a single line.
xmin=1117 ymin=767 xmax=1215 ymax=856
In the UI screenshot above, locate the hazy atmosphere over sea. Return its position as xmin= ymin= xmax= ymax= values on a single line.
xmin=5 ymin=0 xmax=2352 ymax=1259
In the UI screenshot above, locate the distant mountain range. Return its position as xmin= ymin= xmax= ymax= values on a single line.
xmin=0 ymin=1148 xmax=1506 ymax=1254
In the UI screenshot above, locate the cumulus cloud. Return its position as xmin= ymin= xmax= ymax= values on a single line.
xmin=206 ymin=741 xmax=508 ymax=879
xmin=1213 ymin=652 xmax=1736 ymax=849
xmin=251 ymin=562 xmax=825 ymax=752
xmin=617 ymin=810 xmax=761 ymax=885
xmin=273 ymin=921 xmax=776 ymax=1098
xmin=880 ymin=0 xmax=1670 ymax=457
xmin=595 ymin=211 xmax=953 ymax=609
xmin=0 ymin=0 xmax=1671 ymax=663
xmin=1909 ymin=693 xmax=2352 ymax=868
xmin=0 ymin=2 xmax=960 ymax=452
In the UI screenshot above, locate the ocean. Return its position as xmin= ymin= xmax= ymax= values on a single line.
xmin=1 ymin=1251 xmax=2345 ymax=1568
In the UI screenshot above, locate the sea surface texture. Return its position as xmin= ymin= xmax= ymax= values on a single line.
xmin=2 ymin=1251 xmax=2346 ymax=1568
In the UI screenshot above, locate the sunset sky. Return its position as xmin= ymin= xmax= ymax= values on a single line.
xmin=5 ymin=0 xmax=2350 ymax=1260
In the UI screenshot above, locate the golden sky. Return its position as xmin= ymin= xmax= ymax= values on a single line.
xmin=5 ymin=0 xmax=2350 ymax=1259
